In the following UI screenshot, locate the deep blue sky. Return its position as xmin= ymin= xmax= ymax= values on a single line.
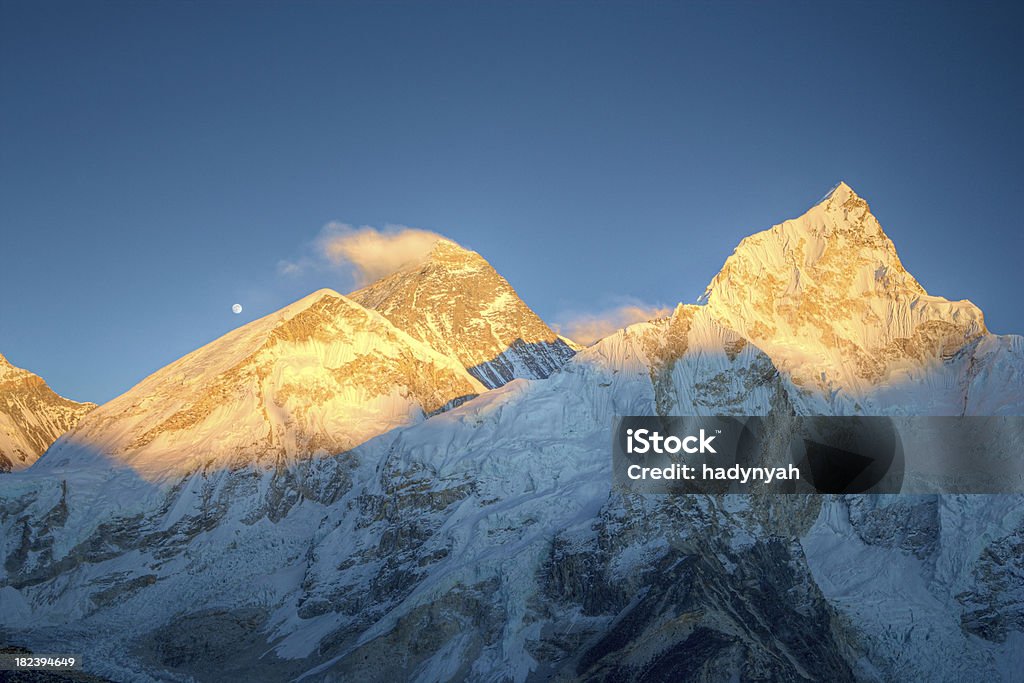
xmin=2 ymin=1 xmax=1022 ymax=403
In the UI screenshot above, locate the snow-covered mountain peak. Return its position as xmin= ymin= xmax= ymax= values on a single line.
xmin=415 ymin=238 xmax=496 ymax=276
xmin=35 ymin=289 xmax=485 ymax=481
xmin=817 ymin=180 xmax=881 ymax=234
xmin=428 ymin=236 xmax=473 ymax=257
xmin=820 ymin=179 xmax=859 ymax=203
xmin=0 ymin=352 xmax=30 ymax=381
xmin=570 ymin=302 xmax=779 ymax=416
xmin=0 ymin=354 xmax=95 ymax=472
xmin=787 ymin=180 xmax=879 ymax=239
xmin=297 ymin=286 xmax=344 ymax=301
xmin=267 ymin=287 xmax=391 ymax=340
xmin=349 ymin=239 xmax=576 ymax=388
xmin=701 ymin=184 xmax=988 ymax=399
xmin=0 ymin=354 xmax=19 ymax=380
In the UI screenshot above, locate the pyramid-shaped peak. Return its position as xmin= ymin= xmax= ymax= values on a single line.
xmin=0 ymin=352 xmax=27 ymax=379
xmin=829 ymin=180 xmax=856 ymax=198
xmin=431 ymin=237 xmax=463 ymax=252
xmin=426 ymin=237 xmax=488 ymax=265
xmin=349 ymin=239 xmax=576 ymax=388
xmin=817 ymin=181 xmax=869 ymax=210
xmin=276 ymin=288 xmax=363 ymax=318
xmin=704 ymin=181 xmax=911 ymax=307
xmin=269 ymin=287 xmax=338 ymax=310
xmin=308 ymin=287 xmax=344 ymax=298
xmin=701 ymin=182 xmax=987 ymax=392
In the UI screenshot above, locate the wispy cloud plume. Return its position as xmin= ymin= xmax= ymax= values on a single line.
xmin=278 ymin=222 xmax=450 ymax=287
xmin=556 ymin=303 xmax=672 ymax=346
xmin=318 ymin=223 xmax=444 ymax=287
xmin=277 ymin=260 xmax=305 ymax=276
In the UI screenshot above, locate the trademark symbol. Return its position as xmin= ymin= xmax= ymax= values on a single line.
xmin=716 ymin=430 xmax=722 ymax=434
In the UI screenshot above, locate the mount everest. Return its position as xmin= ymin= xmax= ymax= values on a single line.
xmin=349 ymin=238 xmax=576 ymax=389
xmin=0 ymin=353 xmax=94 ymax=473
xmin=0 ymin=183 xmax=1022 ymax=682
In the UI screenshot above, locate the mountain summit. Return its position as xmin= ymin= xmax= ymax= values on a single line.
xmin=0 ymin=352 xmax=95 ymax=472
xmin=37 ymin=289 xmax=484 ymax=480
xmin=349 ymin=238 xmax=576 ymax=388
xmin=700 ymin=181 xmax=994 ymax=407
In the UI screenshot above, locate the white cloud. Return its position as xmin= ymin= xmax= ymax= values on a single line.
xmin=277 ymin=259 xmax=304 ymax=276
xmin=555 ymin=304 xmax=672 ymax=346
xmin=318 ymin=223 xmax=445 ymax=287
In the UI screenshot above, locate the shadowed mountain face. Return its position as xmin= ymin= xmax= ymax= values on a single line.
xmin=349 ymin=239 xmax=576 ymax=388
xmin=0 ymin=353 xmax=95 ymax=472
xmin=0 ymin=184 xmax=1022 ymax=682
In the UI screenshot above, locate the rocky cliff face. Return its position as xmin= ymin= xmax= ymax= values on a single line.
xmin=349 ymin=239 xmax=576 ymax=388
xmin=0 ymin=353 xmax=95 ymax=472
xmin=0 ymin=184 xmax=1022 ymax=682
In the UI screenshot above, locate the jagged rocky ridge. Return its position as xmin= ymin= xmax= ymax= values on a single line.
xmin=0 ymin=183 xmax=1022 ymax=682
xmin=0 ymin=353 xmax=95 ymax=473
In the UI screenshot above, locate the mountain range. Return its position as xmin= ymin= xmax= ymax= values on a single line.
xmin=0 ymin=183 xmax=1022 ymax=682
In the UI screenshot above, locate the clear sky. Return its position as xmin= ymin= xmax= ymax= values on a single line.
xmin=2 ymin=1 xmax=1022 ymax=404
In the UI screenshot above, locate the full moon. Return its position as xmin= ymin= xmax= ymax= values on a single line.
xmin=232 ymin=303 xmax=243 ymax=314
